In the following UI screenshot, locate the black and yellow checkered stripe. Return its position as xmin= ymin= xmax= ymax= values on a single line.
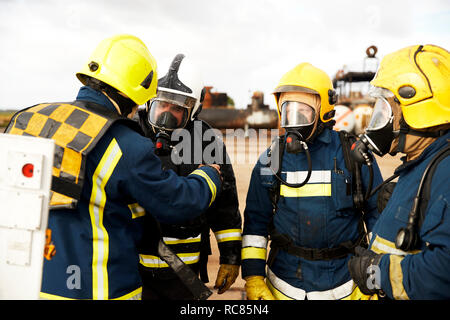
xmin=6 ymin=102 xmax=115 ymax=208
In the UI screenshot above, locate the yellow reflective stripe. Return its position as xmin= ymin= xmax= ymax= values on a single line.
xmin=371 ymin=235 xmax=421 ymax=256
xmin=39 ymin=292 xmax=75 ymax=300
xmin=215 ymin=229 xmax=242 ymax=243
xmin=280 ymin=183 xmax=331 ymax=197
xmin=128 ymin=203 xmax=146 ymax=219
xmin=89 ymin=138 xmax=122 ymax=300
xmin=139 ymin=252 xmax=201 ymax=268
xmin=241 ymin=247 xmax=266 ymax=260
xmin=389 ymin=255 xmax=410 ymax=300
xmin=190 ymin=169 xmax=216 ymax=205
xmin=163 ymin=235 xmax=201 ymax=245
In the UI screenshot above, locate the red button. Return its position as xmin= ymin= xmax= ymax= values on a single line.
xmin=156 ymin=142 xmax=163 ymax=149
xmin=22 ymin=163 xmax=34 ymax=178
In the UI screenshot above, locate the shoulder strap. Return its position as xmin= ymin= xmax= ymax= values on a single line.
xmin=418 ymin=141 xmax=450 ymax=228
xmin=268 ymin=135 xmax=285 ymax=214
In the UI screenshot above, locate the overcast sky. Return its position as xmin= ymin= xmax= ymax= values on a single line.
xmin=0 ymin=0 xmax=449 ymax=110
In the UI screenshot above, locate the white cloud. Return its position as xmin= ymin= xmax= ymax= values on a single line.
xmin=0 ymin=0 xmax=449 ymax=110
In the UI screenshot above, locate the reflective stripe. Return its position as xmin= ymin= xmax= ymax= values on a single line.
xmin=241 ymin=247 xmax=266 ymax=260
xmin=242 ymin=235 xmax=268 ymax=248
xmin=162 ymin=235 xmax=201 ymax=245
xmin=267 ymin=268 xmax=355 ymax=300
xmin=215 ymin=229 xmax=242 ymax=243
xmin=389 ymin=255 xmax=410 ymax=300
xmin=307 ymin=279 xmax=355 ymax=300
xmin=189 ymin=169 xmax=217 ymax=206
xmin=139 ymin=252 xmax=200 ymax=268
xmin=371 ymin=235 xmax=420 ymax=256
xmin=267 ymin=268 xmax=306 ymax=300
xmin=280 ymin=183 xmax=331 ymax=197
xmin=39 ymin=287 xmax=142 ymax=300
xmin=89 ymin=138 xmax=122 ymax=300
xmin=128 ymin=203 xmax=146 ymax=219
xmin=285 ymin=170 xmax=331 ymax=184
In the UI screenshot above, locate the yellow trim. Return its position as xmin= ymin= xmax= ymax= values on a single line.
xmin=163 ymin=236 xmax=201 ymax=245
xmin=39 ymin=292 xmax=76 ymax=300
xmin=128 ymin=203 xmax=146 ymax=219
xmin=215 ymin=229 xmax=242 ymax=243
xmin=371 ymin=235 xmax=421 ymax=255
xmin=190 ymin=169 xmax=217 ymax=205
xmin=280 ymin=183 xmax=331 ymax=197
xmin=242 ymin=247 xmax=267 ymax=260
xmin=389 ymin=255 xmax=410 ymax=300
xmin=139 ymin=252 xmax=201 ymax=268
xmin=40 ymin=287 xmax=142 ymax=300
xmin=89 ymin=138 xmax=122 ymax=300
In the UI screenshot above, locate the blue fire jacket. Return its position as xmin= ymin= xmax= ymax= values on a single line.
xmin=242 ymin=128 xmax=383 ymax=299
xmin=40 ymin=86 xmax=221 ymax=300
xmin=369 ymin=131 xmax=450 ymax=300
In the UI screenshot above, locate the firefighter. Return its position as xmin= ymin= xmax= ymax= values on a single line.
xmin=348 ymin=44 xmax=450 ymax=299
xmin=241 ymin=62 xmax=383 ymax=300
xmin=136 ymin=54 xmax=242 ymax=300
xmin=5 ymin=34 xmax=222 ymax=300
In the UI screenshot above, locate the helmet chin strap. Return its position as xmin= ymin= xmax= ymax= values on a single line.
xmin=396 ymin=117 xmax=445 ymax=154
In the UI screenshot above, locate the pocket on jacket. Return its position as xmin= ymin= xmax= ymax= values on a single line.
xmin=332 ymin=171 xmax=354 ymax=215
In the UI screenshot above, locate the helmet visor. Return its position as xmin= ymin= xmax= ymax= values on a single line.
xmin=147 ymin=90 xmax=197 ymax=130
xmin=280 ymin=101 xmax=316 ymax=128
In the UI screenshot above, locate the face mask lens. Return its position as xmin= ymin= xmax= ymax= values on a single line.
xmin=280 ymin=101 xmax=316 ymax=128
xmin=366 ymin=97 xmax=393 ymax=131
xmin=148 ymin=100 xmax=188 ymax=130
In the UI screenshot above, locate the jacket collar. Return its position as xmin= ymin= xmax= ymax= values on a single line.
xmin=75 ymin=86 xmax=117 ymax=113
xmin=394 ymin=130 xmax=450 ymax=174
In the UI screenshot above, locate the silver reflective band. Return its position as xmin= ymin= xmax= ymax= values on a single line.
xmin=242 ymin=235 xmax=268 ymax=248
xmin=284 ymin=170 xmax=331 ymax=184
xmin=267 ymin=268 xmax=355 ymax=300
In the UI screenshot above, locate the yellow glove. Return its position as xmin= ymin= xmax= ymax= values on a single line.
xmin=214 ymin=264 xmax=240 ymax=294
xmin=244 ymin=276 xmax=275 ymax=300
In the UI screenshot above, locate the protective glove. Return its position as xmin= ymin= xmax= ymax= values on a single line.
xmin=348 ymin=246 xmax=385 ymax=295
xmin=244 ymin=276 xmax=275 ymax=300
xmin=214 ymin=264 xmax=240 ymax=294
xmin=377 ymin=182 xmax=397 ymax=213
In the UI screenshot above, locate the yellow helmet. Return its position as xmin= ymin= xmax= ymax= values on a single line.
xmin=76 ymin=34 xmax=158 ymax=106
xmin=370 ymin=44 xmax=450 ymax=129
xmin=273 ymin=62 xmax=337 ymax=123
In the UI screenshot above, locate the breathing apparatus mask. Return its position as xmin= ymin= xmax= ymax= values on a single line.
xmin=350 ymin=87 xmax=400 ymax=165
xmin=145 ymin=53 xmax=202 ymax=156
xmin=147 ymin=90 xmax=196 ymax=156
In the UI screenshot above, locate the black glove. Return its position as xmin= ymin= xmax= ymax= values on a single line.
xmin=377 ymin=182 xmax=396 ymax=213
xmin=348 ymin=246 xmax=384 ymax=295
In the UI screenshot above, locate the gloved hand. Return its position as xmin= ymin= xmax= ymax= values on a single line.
xmin=377 ymin=182 xmax=397 ymax=213
xmin=214 ymin=264 xmax=240 ymax=294
xmin=348 ymin=246 xmax=384 ymax=295
xmin=244 ymin=276 xmax=275 ymax=300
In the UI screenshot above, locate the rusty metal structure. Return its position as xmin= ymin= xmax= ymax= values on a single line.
xmin=331 ymin=45 xmax=379 ymax=134
xmin=197 ymin=86 xmax=278 ymax=129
